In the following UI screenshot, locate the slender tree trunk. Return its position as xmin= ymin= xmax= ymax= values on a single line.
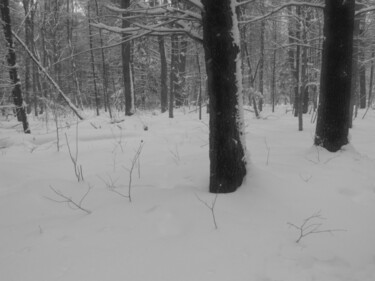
xmin=94 ymin=0 xmax=112 ymax=118
xmin=196 ymin=48 xmax=202 ymax=120
xmin=349 ymin=4 xmax=361 ymax=128
xmin=368 ymin=49 xmax=375 ymax=108
xmin=1 ymin=0 xmax=30 ymax=133
xmin=176 ymin=37 xmax=187 ymax=106
xmin=298 ymin=6 xmax=305 ymax=131
xmin=258 ymin=20 xmax=265 ymax=112
xmin=23 ymin=0 xmax=32 ymax=114
xmin=169 ymin=34 xmax=179 ymax=118
xmin=359 ymin=21 xmax=366 ymax=109
xmin=88 ymin=2 xmax=99 ymax=116
xmin=315 ymin=0 xmax=354 ymax=152
xmin=121 ymin=0 xmax=134 ymax=116
xmin=158 ymin=36 xmax=168 ymax=113
xmin=288 ymin=6 xmax=298 ymax=116
xmin=271 ymin=20 xmax=277 ymax=113
xmin=202 ymin=0 xmax=247 ymax=193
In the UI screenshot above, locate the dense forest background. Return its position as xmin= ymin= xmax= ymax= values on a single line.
xmin=2 ymin=0 xmax=373 ymax=122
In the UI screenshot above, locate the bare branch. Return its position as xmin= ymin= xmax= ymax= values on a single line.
xmin=45 ymin=185 xmax=92 ymax=214
xmin=288 ymin=211 xmax=346 ymax=243
xmin=239 ymin=2 xmax=324 ymax=25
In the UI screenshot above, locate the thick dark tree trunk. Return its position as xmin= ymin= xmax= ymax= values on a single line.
xmin=314 ymin=0 xmax=354 ymax=152
xmin=1 ymin=0 xmax=30 ymax=133
xmin=158 ymin=36 xmax=168 ymax=113
xmin=121 ymin=0 xmax=134 ymax=116
xmin=202 ymin=0 xmax=247 ymax=193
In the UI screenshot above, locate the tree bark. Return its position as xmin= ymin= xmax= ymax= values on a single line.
xmin=368 ymin=49 xmax=374 ymax=108
xmin=176 ymin=37 xmax=188 ymax=106
xmin=88 ymin=2 xmax=100 ymax=116
xmin=23 ymin=0 xmax=32 ymax=114
xmin=158 ymin=36 xmax=168 ymax=113
xmin=121 ymin=0 xmax=134 ymax=116
xmin=1 ymin=0 xmax=30 ymax=133
xmin=202 ymin=0 xmax=247 ymax=193
xmin=94 ymin=0 xmax=112 ymax=118
xmin=271 ymin=20 xmax=277 ymax=113
xmin=314 ymin=0 xmax=354 ymax=152
xmin=169 ymin=34 xmax=179 ymax=118
xmin=258 ymin=20 xmax=265 ymax=112
xmin=359 ymin=20 xmax=366 ymax=109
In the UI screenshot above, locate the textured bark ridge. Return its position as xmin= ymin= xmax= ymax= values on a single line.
xmin=202 ymin=0 xmax=246 ymax=193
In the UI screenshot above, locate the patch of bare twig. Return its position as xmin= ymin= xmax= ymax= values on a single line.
xmin=122 ymin=140 xmax=144 ymax=202
xmin=287 ymin=210 xmax=346 ymax=243
xmin=65 ymin=123 xmax=84 ymax=182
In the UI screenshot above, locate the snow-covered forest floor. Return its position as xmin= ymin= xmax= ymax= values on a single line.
xmin=0 ymin=105 xmax=374 ymax=281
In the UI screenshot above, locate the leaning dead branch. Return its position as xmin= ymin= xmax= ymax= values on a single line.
xmin=11 ymin=31 xmax=84 ymax=120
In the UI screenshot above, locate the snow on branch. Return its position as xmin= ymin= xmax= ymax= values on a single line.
xmin=239 ymin=2 xmax=324 ymax=25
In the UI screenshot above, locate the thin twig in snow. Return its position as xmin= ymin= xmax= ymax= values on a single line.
xmin=195 ymin=193 xmax=219 ymax=230
xmin=45 ymin=185 xmax=92 ymax=214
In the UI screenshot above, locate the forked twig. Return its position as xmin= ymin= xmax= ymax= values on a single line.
xmin=195 ymin=193 xmax=219 ymax=229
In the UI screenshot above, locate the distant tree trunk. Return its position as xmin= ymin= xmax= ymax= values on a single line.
xmin=169 ymin=34 xmax=179 ymax=118
xmin=288 ymin=6 xmax=298 ymax=116
xmin=94 ymin=0 xmax=112 ymax=118
xmin=296 ymin=6 xmax=303 ymax=131
xmin=88 ymin=2 xmax=99 ymax=116
xmin=359 ymin=21 xmax=366 ymax=109
xmin=121 ymin=0 xmax=134 ymax=116
xmin=349 ymin=3 xmax=361 ymax=128
xmin=1 ymin=0 xmax=30 ymax=133
xmin=302 ymin=8 xmax=311 ymax=115
xmin=258 ymin=20 xmax=265 ymax=112
xmin=176 ymin=37 xmax=187 ymax=106
xmin=158 ymin=36 xmax=168 ymax=113
xmin=368 ymin=49 xmax=375 ymax=108
xmin=315 ymin=0 xmax=354 ymax=152
xmin=202 ymin=0 xmax=247 ymax=193
xmin=23 ymin=0 xmax=32 ymax=114
xmin=271 ymin=20 xmax=277 ymax=113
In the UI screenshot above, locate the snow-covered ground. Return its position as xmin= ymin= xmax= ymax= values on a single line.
xmin=0 ymin=105 xmax=374 ymax=281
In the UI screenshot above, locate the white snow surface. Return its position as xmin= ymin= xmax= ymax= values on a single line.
xmin=0 ymin=106 xmax=375 ymax=281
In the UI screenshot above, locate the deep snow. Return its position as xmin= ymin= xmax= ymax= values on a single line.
xmin=0 ymin=105 xmax=374 ymax=281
